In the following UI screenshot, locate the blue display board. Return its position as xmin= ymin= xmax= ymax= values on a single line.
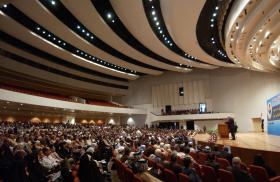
xmin=267 ymin=92 xmax=280 ymax=136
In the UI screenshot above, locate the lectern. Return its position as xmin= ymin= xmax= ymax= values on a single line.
xmin=218 ymin=123 xmax=229 ymax=138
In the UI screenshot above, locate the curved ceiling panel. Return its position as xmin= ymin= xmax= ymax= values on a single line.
xmin=0 ymin=50 xmax=128 ymax=91
xmin=0 ymin=41 xmax=128 ymax=86
xmin=91 ymin=0 xmax=193 ymax=70
xmin=0 ymin=9 xmax=139 ymax=80
xmin=160 ymin=0 xmax=236 ymax=67
xmin=142 ymin=0 xmax=213 ymax=65
xmin=5 ymin=3 xmax=159 ymax=76
xmin=61 ymin=0 xmax=189 ymax=73
xmin=0 ymin=31 xmax=129 ymax=83
xmin=37 ymin=0 xmax=164 ymax=75
xmin=225 ymin=0 xmax=280 ymax=72
xmin=110 ymin=0 xmax=217 ymax=69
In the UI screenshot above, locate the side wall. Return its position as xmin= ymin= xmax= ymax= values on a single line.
xmin=119 ymin=68 xmax=280 ymax=132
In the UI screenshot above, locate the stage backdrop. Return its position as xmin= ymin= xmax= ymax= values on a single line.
xmin=267 ymin=92 xmax=280 ymax=136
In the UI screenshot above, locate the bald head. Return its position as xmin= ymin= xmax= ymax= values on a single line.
xmin=232 ymin=157 xmax=241 ymax=168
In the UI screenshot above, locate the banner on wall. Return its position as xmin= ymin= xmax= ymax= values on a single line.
xmin=267 ymin=92 xmax=280 ymax=136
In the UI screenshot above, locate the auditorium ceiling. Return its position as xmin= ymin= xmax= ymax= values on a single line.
xmin=0 ymin=0 xmax=279 ymax=96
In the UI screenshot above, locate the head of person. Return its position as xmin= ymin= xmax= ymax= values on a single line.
xmin=253 ymin=154 xmax=265 ymax=167
xmin=184 ymin=147 xmax=190 ymax=154
xmin=42 ymin=147 xmax=51 ymax=156
xmin=213 ymin=145 xmax=219 ymax=152
xmin=183 ymin=157 xmax=192 ymax=169
xmin=232 ymin=157 xmax=241 ymax=168
xmin=207 ymin=153 xmax=215 ymax=162
xmin=136 ymin=159 xmax=148 ymax=173
xmin=170 ymin=151 xmax=178 ymax=163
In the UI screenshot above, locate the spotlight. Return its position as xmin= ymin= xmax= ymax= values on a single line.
xmin=37 ymin=27 xmax=40 ymax=30
xmin=51 ymin=0 xmax=56 ymax=5
xmin=3 ymin=4 xmax=7 ymax=8
xmin=215 ymin=6 xmax=219 ymax=10
xmin=77 ymin=25 xmax=80 ymax=29
xmin=152 ymin=10 xmax=156 ymax=15
xmin=211 ymin=24 xmax=214 ymax=27
xmin=213 ymin=13 xmax=217 ymax=17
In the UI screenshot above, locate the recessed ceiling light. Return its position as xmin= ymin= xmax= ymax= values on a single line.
xmin=3 ymin=4 xmax=7 ymax=8
xmin=42 ymin=31 xmax=45 ymax=34
xmin=152 ymin=11 xmax=156 ymax=15
xmin=112 ymin=20 xmax=115 ymax=23
xmin=86 ymin=33 xmax=89 ymax=36
xmin=152 ymin=6 xmax=154 ymax=8
xmin=48 ymin=34 xmax=51 ymax=37
xmin=51 ymin=0 xmax=56 ymax=5
xmin=211 ymin=24 xmax=214 ymax=27
xmin=58 ymin=40 xmax=61 ymax=43
xmin=37 ymin=27 xmax=40 ymax=30
xmin=211 ymin=19 xmax=214 ymax=22
xmin=213 ymin=13 xmax=217 ymax=17
xmin=77 ymin=25 xmax=80 ymax=29
xmin=156 ymin=22 xmax=159 ymax=26
xmin=107 ymin=13 xmax=112 ymax=19
xmin=82 ymin=29 xmax=85 ymax=33
xmin=215 ymin=6 xmax=219 ymax=10
xmin=91 ymin=36 xmax=94 ymax=39
xmin=153 ymin=17 xmax=157 ymax=21
xmin=159 ymin=30 xmax=162 ymax=34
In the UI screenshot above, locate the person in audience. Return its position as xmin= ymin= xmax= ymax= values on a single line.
xmin=219 ymin=146 xmax=233 ymax=164
xmin=182 ymin=157 xmax=202 ymax=182
xmin=253 ymin=154 xmax=277 ymax=178
xmin=164 ymin=152 xmax=182 ymax=175
xmin=78 ymin=152 xmax=104 ymax=182
xmin=135 ymin=159 xmax=161 ymax=182
xmin=205 ymin=153 xmax=220 ymax=172
xmin=227 ymin=157 xmax=254 ymax=182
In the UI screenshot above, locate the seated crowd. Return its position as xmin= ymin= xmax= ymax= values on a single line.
xmin=0 ymin=121 xmax=278 ymax=182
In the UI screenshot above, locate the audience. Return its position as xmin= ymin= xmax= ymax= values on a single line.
xmin=227 ymin=157 xmax=254 ymax=182
xmin=253 ymin=154 xmax=277 ymax=178
xmin=0 ymin=121 xmax=278 ymax=182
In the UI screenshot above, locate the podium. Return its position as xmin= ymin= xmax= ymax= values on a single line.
xmin=218 ymin=123 xmax=229 ymax=138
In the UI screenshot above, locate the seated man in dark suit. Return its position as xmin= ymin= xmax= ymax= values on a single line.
xmin=227 ymin=157 xmax=254 ymax=182
xmin=205 ymin=153 xmax=220 ymax=173
xmin=164 ymin=152 xmax=182 ymax=175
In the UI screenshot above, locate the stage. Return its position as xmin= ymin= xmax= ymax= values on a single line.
xmin=193 ymin=132 xmax=280 ymax=173
xmin=193 ymin=132 xmax=280 ymax=152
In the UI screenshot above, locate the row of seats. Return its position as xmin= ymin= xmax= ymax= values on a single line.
xmin=143 ymin=153 xmax=280 ymax=182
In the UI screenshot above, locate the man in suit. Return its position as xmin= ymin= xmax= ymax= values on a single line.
xmin=227 ymin=157 xmax=254 ymax=182
xmin=226 ymin=117 xmax=236 ymax=140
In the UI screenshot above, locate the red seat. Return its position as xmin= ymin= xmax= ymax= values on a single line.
xmin=248 ymin=165 xmax=280 ymax=182
xmin=189 ymin=152 xmax=198 ymax=162
xmin=164 ymin=168 xmax=178 ymax=182
xmin=193 ymin=162 xmax=202 ymax=177
xmin=240 ymin=162 xmax=248 ymax=171
xmin=124 ymin=167 xmax=134 ymax=182
xmin=178 ymin=173 xmax=189 ymax=182
xmin=197 ymin=152 xmax=207 ymax=164
xmin=147 ymin=158 xmax=156 ymax=168
xmin=177 ymin=157 xmax=184 ymax=166
xmin=132 ymin=174 xmax=143 ymax=182
xmin=216 ymin=158 xmax=230 ymax=169
xmin=201 ymin=165 xmax=217 ymax=182
xmin=218 ymin=169 xmax=235 ymax=182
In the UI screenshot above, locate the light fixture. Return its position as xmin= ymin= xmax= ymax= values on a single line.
xmin=51 ymin=0 xmax=56 ymax=5
xmin=77 ymin=25 xmax=80 ymax=29
xmin=152 ymin=10 xmax=156 ymax=15
xmin=153 ymin=17 xmax=157 ymax=21
xmin=3 ymin=4 xmax=7 ymax=8
xmin=265 ymin=31 xmax=270 ymax=38
xmin=37 ymin=27 xmax=40 ymax=30
xmin=213 ymin=13 xmax=217 ymax=17
xmin=211 ymin=24 xmax=214 ymax=27
xmin=156 ymin=22 xmax=159 ymax=26
xmin=211 ymin=19 xmax=214 ymax=22
xmin=215 ymin=6 xmax=219 ymax=10
xmin=107 ymin=13 xmax=112 ymax=19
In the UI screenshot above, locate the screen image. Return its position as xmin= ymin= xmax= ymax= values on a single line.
xmin=199 ymin=103 xmax=207 ymax=113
